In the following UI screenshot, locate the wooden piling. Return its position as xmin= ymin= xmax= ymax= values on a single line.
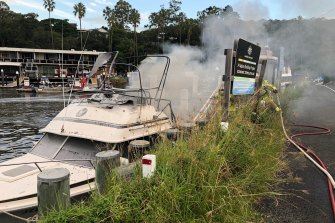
xmin=128 ymin=140 xmax=150 ymax=162
xmin=165 ymin=128 xmax=179 ymax=141
xmin=95 ymin=150 xmax=120 ymax=193
xmin=195 ymin=119 xmax=208 ymax=129
xmin=37 ymin=168 xmax=70 ymax=216
xmin=180 ymin=122 xmax=195 ymax=138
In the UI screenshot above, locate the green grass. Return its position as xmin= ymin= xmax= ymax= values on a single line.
xmin=279 ymin=85 xmax=305 ymax=114
xmin=41 ymin=98 xmax=286 ymax=223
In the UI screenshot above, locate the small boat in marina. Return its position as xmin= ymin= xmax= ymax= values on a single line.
xmin=16 ymin=77 xmax=36 ymax=93
xmin=0 ymin=53 xmax=175 ymax=221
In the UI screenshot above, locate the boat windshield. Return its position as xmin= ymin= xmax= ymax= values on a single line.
xmin=30 ymin=133 xmax=103 ymax=167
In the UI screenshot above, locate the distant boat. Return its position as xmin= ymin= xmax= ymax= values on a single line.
xmin=16 ymin=77 xmax=36 ymax=93
xmin=36 ymin=85 xmax=71 ymax=94
xmin=0 ymin=53 xmax=175 ymax=221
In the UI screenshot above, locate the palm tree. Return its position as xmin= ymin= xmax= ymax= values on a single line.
xmin=73 ymin=2 xmax=86 ymax=50
xmin=103 ymin=6 xmax=115 ymax=52
xmin=0 ymin=1 xmax=10 ymax=11
xmin=129 ymin=8 xmax=140 ymax=65
xmin=43 ymin=0 xmax=55 ymax=49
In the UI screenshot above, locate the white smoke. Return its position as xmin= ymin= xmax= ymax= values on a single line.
xmin=134 ymin=45 xmax=221 ymax=120
xmin=129 ymin=15 xmax=268 ymax=120
xmin=129 ymin=0 xmax=335 ymax=120
xmin=233 ymin=0 xmax=269 ymax=21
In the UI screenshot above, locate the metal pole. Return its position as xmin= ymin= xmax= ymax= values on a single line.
xmin=221 ymin=49 xmax=233 ymax=129
xmin=16 ymin=71 xmax=19 ymax=87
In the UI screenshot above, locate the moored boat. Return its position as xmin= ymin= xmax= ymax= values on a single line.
xmin=0 ymin=53 xmax=175 ymax=221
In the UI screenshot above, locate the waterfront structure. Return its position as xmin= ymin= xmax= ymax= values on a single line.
xmin=0 ymin=47 xmax=103 ymax=84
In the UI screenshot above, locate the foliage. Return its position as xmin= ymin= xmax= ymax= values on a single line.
xmin=41 ymin=98 xmax=285 ymax=223
xmin=197 ymin=5 xmax=239 ymax=21
xmin=73 ymin=2 xmax=86 ymax=50
xmin=0 ymin=1 xmax=9 ymax=11
xmin=43 ymin=0 xmax=56 ymax=48
xmin=109 ymin=75 xmax=128 ymax=88
xmin=113 ymin=0 xmax=132 ymax=29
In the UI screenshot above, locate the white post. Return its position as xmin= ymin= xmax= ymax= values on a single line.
xmin=142 ymin=154 xmax=156 ymax=178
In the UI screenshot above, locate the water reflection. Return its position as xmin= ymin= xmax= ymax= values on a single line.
xmin=0 ymin=89 xmax=65 ymax=162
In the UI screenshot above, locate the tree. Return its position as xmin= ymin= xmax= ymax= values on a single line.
xmin=169 ymin=0 xmax=181 ymax=15
xmin=168 ymin=0 xmax=184 ymax=45
xmin=113 ymin=0 xmax=132 ymax=29
xmin=43 ymin=0 xmax=55 ymax=49
xmin=148 ymin=6 xmax=171 ymax=53
xmin=197 ymin=5 xmax=239 ymax=21
xmin=129 ymin=8 xmax=140 ymax=65
xmin=103 ymin=6 xmax=116 ymax=51
xmin=73 ymin=2 xmax=86 ymax=50
xmin=222 ymin=5 xmax=239 ymax=19
xmin=197 ymin=6 xmax=222 ymax=21
xmin=175 ymin=12 xmax=186 ymax=45
xmin=183 ymin=18 xmax=199 ymax=45
xmin=0 ymin=1 xmax=9 ymax=11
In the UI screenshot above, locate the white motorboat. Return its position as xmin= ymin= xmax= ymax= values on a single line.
xmin=0 ymin=53 xmax=175 ymax=221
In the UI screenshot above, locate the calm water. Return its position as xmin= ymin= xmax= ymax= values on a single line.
xmin=0 ymin=89 xmax=66 ymax=162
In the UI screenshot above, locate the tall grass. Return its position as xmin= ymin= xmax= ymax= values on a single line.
xmin=41 ymin=98 xmax=285 ymax=223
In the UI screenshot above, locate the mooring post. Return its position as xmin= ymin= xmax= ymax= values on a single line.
xmin=180 ymin=122 xmax=195 ymax=138
xmin=165 ymin=128 xmax=179 ymax=141
xmin=221 ymin=49 xmax=233 ymax=131
xmin=37 ymin=168 xmax=70 ymax=216
xmin=16 ymin=71 xmax=19 ymax=87
xmin=196 ymin=118 xmax=208 ymax=129
xmin=95 ymin=150 xmax=120 ymax=193
xmin=1 ymin=69 xmax=4 ymax=87
xmin=128 ymin=140 xmax=150 ymax=162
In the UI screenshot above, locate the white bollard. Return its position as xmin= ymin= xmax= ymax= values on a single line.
xmin=220 ymin=121 xmax=229 ymax=132
xmin=142 ymin=154 xmax=156 ymax=178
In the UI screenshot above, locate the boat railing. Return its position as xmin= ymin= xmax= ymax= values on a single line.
xmin=115 ymin=91 xmax=176 ymax=123
xmin=0 ymin=159 xmax=95 ymax=172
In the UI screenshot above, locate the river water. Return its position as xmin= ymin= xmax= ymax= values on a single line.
xmin=0 ymin=88 xmax=66 ymax=162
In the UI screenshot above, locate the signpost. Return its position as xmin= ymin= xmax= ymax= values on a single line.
xmin=232 ymin=38 xmax=261 ymax=95
xmin=221 ymin=39 xmax=262 ymax=131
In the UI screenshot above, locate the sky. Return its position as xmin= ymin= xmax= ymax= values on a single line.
xmin=3 ymin=0 xmax=335 ymax=30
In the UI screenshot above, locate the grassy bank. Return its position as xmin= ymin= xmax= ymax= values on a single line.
xmin=41 ymin=99 xmax=285 ymax=223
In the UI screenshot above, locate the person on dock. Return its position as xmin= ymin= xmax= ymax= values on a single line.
xmin=80 ymin=75 xmax=87 ymax=89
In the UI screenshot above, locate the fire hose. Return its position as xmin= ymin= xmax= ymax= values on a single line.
xmin=276 ymin=94 xmax=335 ymax=220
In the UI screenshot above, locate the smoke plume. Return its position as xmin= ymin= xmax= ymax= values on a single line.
xmin=129 ymin=0 xmax=335 ymax=120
